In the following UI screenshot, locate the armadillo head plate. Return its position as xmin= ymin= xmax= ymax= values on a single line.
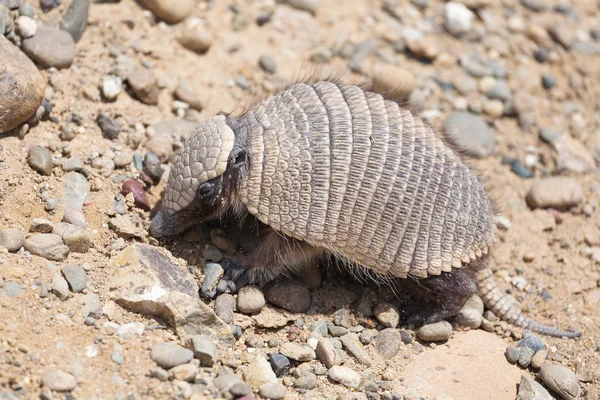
xmin=149 ymin=115 xmax=235 ymax=237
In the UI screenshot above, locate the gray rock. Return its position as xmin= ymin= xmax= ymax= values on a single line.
xmin=265 ymin=279 xmax=311 ymax=313
xmin=176 ymin=19 xmax=212 ymax=53
xmin=18 ymin=3 xmax=33 ymax=17
xmin=51 ymin=273 xmax=70 ymax=300
xmin=214 ymin=293 xmax=235 ymax=323
xmin=519 ymin=334 xmax=546 ymax=352
xmin=186 ymin=335 xmax=217 ymax=366
xmin=0 ymin=4 xmax=13 ymax=35
xmin=259 ymin=55 xmax=276 ymax=74
xmin=444 ymin=2 xmax=473 ymax=36
xmin=373 ymin=302 xmax=399 ymax=328
xmin=531 ymin=350 xmax=548 ymax=369
xmin=96 ymin=112 xmax=121 ymax=140
xmin=417 ymin=321 xmax=453 ymax=342
xmin=174 ymin=80 xmax=203 ymax=111
xmin=128 ymin=69 xmax=159 ymax=105
xmin=456 ymin=307 xmax=483 ymax=329
xmin=111 ymin=352 xmax=124 ymax=365
xmin=487 ymin=80 xmax=512 ymax=101
xmin=62 ymin=157 xmax=83 ymax=172
xmin=22 ymin=27 xmax=75 ymax=69
xmin=27 ymin=146 xmax=53 ymax=175
xmin=101 ymin=75 xmax=122 ymax=101
xmin=518 ymin=348 xmax=535 ymax=368
xmin=242 ymin=355 xmax=277 ymax=390
xmin=62 ymin=171 xmax=90 ymax=215
xmin=340 ymin=333 xmax=372 ymax=365
xmin=237 ymin=285 xmax=266 ymax=314
xmin=3 ymin=282 xmax=23 ymax=297
xmin=328 ymin=366 xmax=361 ymax=389
xmin=505 ymin=346 xmax=521 ymax=364
xmin=517 ymin=375 xmax=552 ymax=400
xmin=201 ymin=263 xmax=223 ymax=298
xmin=539 ymin=364 xmax=580 ymax=400
xmin=443 ymin=111 xmax=495 ymax=158
xmin=268 ymin=353 xmax=290 ymax=377
xmin=229 ymin=381 xmax=253 ymax=397
xmin=316 ymin=337 xmax=339 ymax=367
xmin=259 ymin=381 xmax=286 ymax=399
xmin=150 ymin=342 xmax=193 ymax=369
xmin=460 ymin=54 xmax=494 ymax=77
xmin=572 ymin=41 xmax=600 ymax=55
xmin=453 ymin=74 xmax=477 ymax=95
xmin=311 ymin=320 xmax=329 ymax=336
xmin=539 ymin=127 xmax=561 ymax=143
xmin=60 ymin=0 xmax=89 ymax=42
xmin=151 ymin=368 xmax=169 ymax=381
xmin=329 ymin=326 xmax=348 ymax=337
xmin=542 ymin=75 xmax=556 ymax=90
xmin=61 ymin=264 xmax=87 ymax=292
xmin=0 ymin=228 xmax=25 ymax=252
xmin=287 ymin=0 xmax=319 ymax=14
xmin=359 ymin=329 xmax=377 ymax=345
xmin=279 ymin=342 xmax=315 ymax=362
xmin=294 ymin=372 xmax=317 ymax=389
xmin=42 ymin=370 xmax=77 ymax=392
xmin=52 ymin=222 xmax=91 ymax=253
xmin=24 ymin=234 xmax=69 ymax=261
xmin=373 ymin=328 xmax=402 ymax=360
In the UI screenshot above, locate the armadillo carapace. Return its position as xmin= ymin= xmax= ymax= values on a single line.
xmin=149 ymin=79 xmax=581 ymax=338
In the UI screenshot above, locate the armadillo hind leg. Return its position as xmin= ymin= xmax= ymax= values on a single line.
xmin=398 ymin=268 xmax=476 ymax=326
xmin=472 ymin=254 xmax=582 ymax=338
xmin=223 ymin=225 xmax=325 ymax=288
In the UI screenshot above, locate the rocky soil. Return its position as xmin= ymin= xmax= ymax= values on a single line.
xmin=0 ymin=0 xmax=599 ymax=399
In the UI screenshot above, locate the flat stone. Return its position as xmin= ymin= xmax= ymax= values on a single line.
xmin=417 ymin=321 xmax=453 ymax=342
xmin=316 ymin=337 xmax=339 ymax=367
xmin=61 ymin=264 xmax=87 ymax=293
xmin=201 ymin=263 xmax=223 ymax=299
xmin=268 ymin=353 xmax=290 ymax=377
xmin=128 ymin=69 xmax=159 ymax=105
xmin=517 ymin=375 xmax=552 ymax=400
xmin=0 ymin=35 xmax=45 ymax=133
xmin=22 ymin=27 xmax=75 ymax=69
xmin=186 ymin=335 xmax=217 ymax=366
xmin=62 ymin=172 xmax=90 ymax=227
xmin=252 ymin=306 xmax=294 ymax=328
xmin=526 ymin=177 xmax=583 ymax=210
xmin=264 ymin=279 xmax=311 ymax=313
xmin=443 ymin=111 xmax=495 ymax=158
xmin=51 ymin=273 xmax=70 ymax=300
xmin=174 ymin=80 xmax=203 ymax=111
xmin=107 ymin=243 xmax=234 ymax=345
xmin=373 ymin=328 xmax=402 ymax=360
xmin=24 ymin=234 xmax=69 ymax=261
xmin=176 ymin=18 xmax=212 ymax=53
xmin=169 ymin=363 xmax=198 ymax=382
xmin=373 ymin=302 xmax=399 ymax=328
xmin=242 ymin=355 xmax=277 ymax=390
xmin=539 ymin=364 xmax=580 ymax=400
xmin=340 ymin=333 xmax=372 ymax=365
xmin=279 ymin=342 xmax=315 ymax=362
xmin=0 ymin=228 xmax=25 ymax=252
xmin=3 ymin=282 xmax=23 ymax=297
xmin=52 ymin=222 xmax=91 ymax=253
xmin=328 ymin=366 xmax=361 ymax=389
xmin=259 ymin=381 xmax=286 ymax=400
xmin=137 ymin=0 xmax=198 ymax=24
xmin=294 ymin=373 xmax=317 ymax=389
xmin=214 ymin=293 xmax=235 ymax=323
xmin=28 ymin=146 xmax=53 ymax=176
xmin=43 ymin=370 xmax=77 ymax=392
xmin=150 ymin=342 xmax=193 ymax=369
xmin=60 ymin=0 xmax=89 ymax=42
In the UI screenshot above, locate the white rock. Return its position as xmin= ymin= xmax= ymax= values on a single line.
xmin=444 ymin=2 xmax=474 ymax=37
xmin=328 ymin=366 xmax=361 ymax=389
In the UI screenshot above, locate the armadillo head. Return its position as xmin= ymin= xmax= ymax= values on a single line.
xmin=149 ymin=115 xmax=237 ymax=238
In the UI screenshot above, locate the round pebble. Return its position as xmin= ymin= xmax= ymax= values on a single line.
xmin=237 ymin=285 xmax=266 ymax=314
xmin=43 ymin=370 xmax=77 ymax=392
xmin=443 ymin=111 xmax=495 ymax=158
xmin=28 ymin=146 xmax=53 ymax=175
xmin=259 ymin=381 xmax=286 ymax=399
xmin=121 ymin=180 xmax=150 ymax=210
xmin=259 ymin=55 xmax=276 ymax=74
xmin=0 ymin=228 xmax=25 ymax=252
xmin=542 ymin=75 xmax=557 ymax=89
xmin=22 ymin=27 xmax=75 ymax=69
xmin=539 ymin=364 xmax=580 ymax=400
xmin=328 ymin=366 xmax=361 ymax=389
xmin=417 ymin=321 xmax=453 ymax=342
xmin=150 ymin=342 xmax=193 ymax=369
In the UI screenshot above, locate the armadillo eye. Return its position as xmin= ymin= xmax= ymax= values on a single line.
xmin=197 ymin=182 xmax=214 ymax=197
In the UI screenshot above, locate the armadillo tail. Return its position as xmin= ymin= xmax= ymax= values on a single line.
xmin=475 ymin=266 xmax=582 ymax=339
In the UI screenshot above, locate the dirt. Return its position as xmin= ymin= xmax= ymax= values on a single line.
xmin=0 ymin=0 xmax=599 ymax=399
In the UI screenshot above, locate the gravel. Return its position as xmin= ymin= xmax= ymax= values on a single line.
xmin=150 ymin=342 xmax=194 ymax=369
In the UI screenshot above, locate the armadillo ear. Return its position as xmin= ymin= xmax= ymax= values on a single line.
xmin=228 ymin=147 xmax=247 ymax=168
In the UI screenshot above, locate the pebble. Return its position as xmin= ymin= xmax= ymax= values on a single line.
xmin=151 ymin=368 xmax=169 ymax=381
xmin=0 ymin=228 xmax=25 ymax=252
xmin=443 ymin=111 xmax=495 ymax=157
xmin=456 ymin=307 xmax=483 ymax=329
xmin=24 ymin=233 xmax=69 ymax=261
xmin=316 ymin=337 xmax=338 ymax=367
xmin=519 ymin=334 xmax=546 ymax=353
xmin=417 ymin=321 xmax=453 ymax=342
xmin=113 ymin=151 xmax=132 ymax=168
xmin=539 ymin=127 xmax=561 ymax=143
xmin=186 ymin=335 xmax=217 ymax=366
xmin=328 ymin=366 xmax=361 ymax=389
xmin=22 ymin=27 xmax=75 ymax=69
xmin=111 ymin=352 xmax=124 ymax=365
xmin=372 ymin=64 xmax=417 ymax=97
xmin=18 ymin=3 xmax=33 ymax=17
xmin=542 ymin=75 xmax=556 ymax=89
xmin=15 ymin=15 xmax=36 ymax=38
xmin=138 ymin=0 xmax=198 ymax=24
xmin=517 ymin=375 xmax=553 ymax=400
xmin=27 ymin=146 xmax=53 ymax=176
xmin=311 ymin=320 xmax=328 ymax=336
xmin=121 ymin=180 xmax=150 ymax=210
xmin=483 ymin=99 xmax=504 ymax=118
xmin=259 ymin=55 xmax=276 ymax=74
xmin=128 ymin=69 xmax=159 ymax=105
xmin=373 ymin=302 xmax=399 ymax=328
xmin=53 ymin=222 xmax=91 ymax=253
xmin=43 ymin=370 xmax=77 ymax=392
xmin=150 ymin=342 xmax=193 ymax=369
xmin=3 ymin=282 xmax=22 ymax=297
xmin=62 ymin=157 xmax=83 ymax=172
xmin=144 ymin=132 xmax=174 ymax=163
xmin=174 ymin=80 xmax=203 ymax=111
xmin=526 ymin=178 xmax=583 ymax=209
xmin=51 ymin=273 xmax=70 ymax=300
xmin=242 ymin=355 xmax=277 ymax=390
xmin=61 ymin=264 xmax=87 ymax=292
xmin=170 ymin=363 xmax=198 ymax=382
xmin=215 ymin=293 xmax=236 ymax=323
xmin=279 ymin=342 xmax=315 ymax=362
xmin=340 ymin=334 xmax=371 ymax=366
xmin=116 ymin=322 xmax=144 ymax=339
xmin=96 ymin=112 xmax=121 ymax=139
xmin=264 ymin=280 xmax=311 ymax=313
xmin=373 ymin=328 xmax=402 ymax=360
xmin=453 ymin=74 xmax=477 ymax=95
xmin=459 ymin=54 xmax=493 ymax=77
xmin=505 ymin=346 xmax=521 ymax=364
xmin=539 ymin=364 xmax=580 ymax=400
xmin=288 ymin=0 xmax=319 ymax=14
xmin=487 ymin=80 xmax=512 ymax=101
xmin=176 ymin=18 xmax=212 ymax=53
xmin=444 ymin=2 xmax=473 ymax=37
xmin=521 ymin=0 xmax=546 ymax=12
xmin=294 ymin=373 xmax=317 ymax=389
xmin=60 ymin=0 xmax=89 ymax=42
xmin=530 ymin=350 xmax=548 ymax=369
xmin=259 ymin=381 xmax=286 ymax=400
xmin=237 ymin=285 xmax=266 ymax=314
xmin=201 ymin=263 xmax=223 ymax=298
xmin=101 ymin=75 xmax=122 ymax=101
xmin=63 ymin=172 xmax=90 ymax=227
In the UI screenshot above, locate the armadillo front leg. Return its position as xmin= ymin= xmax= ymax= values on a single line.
xmin=223 ymin=226 xmax=325 ymax=289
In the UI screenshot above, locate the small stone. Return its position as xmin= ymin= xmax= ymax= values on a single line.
xmin=3 ymin=282 xmax=23 ymax=297
xmin=96 ymin=112 xmax=121 ymax=139
xmin=359 ymin=329 xmax=377 ymax=345
xmin=328 ymin=366 xmax=361 ymax=389
xmin=51 ymin=273 xmax=70 ymax=300
xmin=293 ymin=373 xmax=317 ymax=389
xmin=519 ymin=334 xmax=546 ymax=353
xmin=329 ymin=326 xmax=348 ymax=337
xmin=287 ymin=0 xmax=319 ymax=14
xmin=373 ymin=302 xmax=399 ymax=328
xmin=201 ymin=263 xmax=223 ymax=298
xmin=150 ymin=342 xmax=193 ymax=369
xmin=530 ymin=350 xmax=548 ymax=369
xmin=279 ymin=342 xmax=315 ymax=362
xmin=444 ymin=112 xmax=495 ymax=157
xmin=0 ymin=228 xmax=25 ymax=252
xmin=526 ymin=178 xmax=584 ymax=210
xmin=111 ymin=352 xmax=124 ymax=365
xmin=113 ymin=152 xmax=133 ymax=168
xmin=534 ymin=48 xmax=550 ymax=63
xmin=174 ymin=80 xmax=203 ymax=111
xmin=539 ymin=127 xmax=561 ymax=143
xmin=517 ymin=375 xmax=553 ymax=400
xmin=215 ymin=293 xmax=235 ymax=323
xmin=242 ymin=355 xmax=277 ymax=390
xmin=311 ymin=320 xmax=328 ymax=336
xmin=145 ymin=132 xmax=174 ymax=163
xmin=121 ymin=180 xmax=150 ymax=210
xmin=521 ymin=0 xmax=546 ymax=12
xmin=539 ymin=364 xmax=580 ymax=400
xmin=151 ymin=368 xmax=169 ymax=381
xmin=237 ymin=285 xmax=266 ymax=314
xmin=176 ymin=18 xmax=212 ymax=53
xmin=15 ymin=15 xmax=37 ymax=38
xmin=52 ymin=222 xmax=91 ymax=253
xmin=374 ymin=328 xmax=402 ymax=360
xmin=60 ymin=0 xmax=89 ymax=42
xmin=417 ymin=321 xmax=453 ymax=342
xmin=268 ymin=353 xmax=290 ymax=377
xmin=101 ymin=75 xmax=122 ymax=101
xmin=554 ymin=135 xmax=595 ymax=174
xmin=22 ymin=27 xmax=75 ymax=69
xmin=170 ymin=363 xmax=198 ymax=382
xmin=138 ymin=0 xmax=198 ymax=24
xmin=259 ymin=381 xmax=286 ymax=400
xmin=456 ymin=307 xmax=483 ymax=329
xmin=340 ymin=334 xmax=371 ymax=366
xmin=128 ymin=69 xmax=159 ymax=105
xmin=43 ymin=370 xmax=77 ymax=392
xmin=483 ymin=99 xmax=504 ymax=118
xmin=316 ymin=337 xmax=339 ymax=367
xmin=61 ymin=264 xmax=87 ymax=292
xmin=18 ymin=3 xmax=34 ymax=17
xmin=505 ymin=346 xmax=521 ymax=364
xmin=62 ymin=157 xmax=83 ymax=172
xmin=264 ymin=279 xmax=311 ymax=313
xmin=24 ymin=233 xmax=69 ymax=261
xmin=372 ymin=64 xmax=417 ymax=97
xmin=116 ymin=322 xmax=144 ymax=339
xmin=259 ymin=55 xmax=276 ymax=74
xmin=542 ymin=75 xmax=556 ymax=89
xmin=444 ymin=2 xmax=474 ymax=37
xmin=28 ymin=146 xmax=53 ymax=176
xmin=186 ymin=335 xmax=217 ymax=366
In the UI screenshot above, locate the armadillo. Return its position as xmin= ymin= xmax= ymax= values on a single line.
xmin=149 ymin=79 xmax=581 ymax=338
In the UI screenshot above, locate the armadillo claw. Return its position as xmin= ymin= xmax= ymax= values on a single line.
xmin=222 ymin=259 xmax=269 ymax=291
xmin=400 ymin=304 xmax=452 ymax=327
